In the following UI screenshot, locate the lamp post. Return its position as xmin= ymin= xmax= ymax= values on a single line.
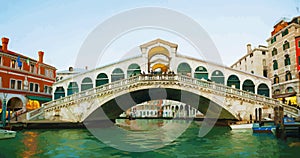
xmin=1 ymin=93 xmax=7 ymax=127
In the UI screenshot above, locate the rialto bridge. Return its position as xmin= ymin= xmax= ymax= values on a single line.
xmin=26 ymin=39 xmax=300 ymax=122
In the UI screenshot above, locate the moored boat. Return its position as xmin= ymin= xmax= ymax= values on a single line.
xmin=230 ymin=123 xmax=252 ymax=130
xmin=252 ymin=122 xmax=276 ymax=133
xmin=0 ymin=129 xmax=16 ymax=139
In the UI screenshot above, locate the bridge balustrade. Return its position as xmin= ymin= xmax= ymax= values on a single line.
xmin=32 ymin=74 xmax=300 ymax=120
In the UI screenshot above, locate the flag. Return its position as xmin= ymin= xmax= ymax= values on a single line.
xmin=17 ymin=56 xmax=22 ymax=68
xmin=26 ymin=58 xmax=30 ymax=65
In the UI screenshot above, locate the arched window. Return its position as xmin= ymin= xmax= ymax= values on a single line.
xmin=177 ymin=63 xmax=191 ymax=76
xmin=284 ymin=54 xmax=291 ymax=66
xmin=194 ymin=66 xmax=208 ymax=80
xmin=54 ymin=87 xmax=65 ymax=100
xmin=257 ymin=83 xmax=270 ymax=97
xmin=96 ymin=73 xmax=109 ymax=87
xmin=283 ymin=41 xmax=290 ymax=50
xmin=111 ymin=68 xmax=124 ymax=82
xmin=227 ymin=75 xmax=240 ymax=89
xmin=242 ymin=79 xmax=255 ymax=93
xmin=272 ymin=48 xmax=277 ymax=56
xmin=127 ymin=63 xmax=141 ymax=77
xmin=286 ymin=87 xmax=294 ymax=93
xmin=273 ymin=60 xmax=278 ymax=70
xmin=67 ymin=82 xmax=79 ymax=96
xmin=211 ymin=70 xmax=225 ymax=84
xmin=285 ymin=71 xmax=292 ymax=81
xmin=274 ymin=75 xmax=279 ymax=84
xmin=81 ymin=77 xmax=93 ymax=91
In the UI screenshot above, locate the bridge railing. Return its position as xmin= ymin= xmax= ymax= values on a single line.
xmin=177 ymin=75 xmax=299 ymax=116
xmin=40 ymin=74 xmax=299 ymax=117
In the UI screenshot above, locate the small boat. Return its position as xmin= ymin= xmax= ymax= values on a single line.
xmin=0 ymin=129 xmax=16 ymax=139
xmin=230 ymin=123 xmax=252 ymax=130
xmin=252 ymin=122 xmax=275 ymax=133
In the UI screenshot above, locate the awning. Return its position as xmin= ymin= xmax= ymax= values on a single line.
xmin=272 ymin=92 xmax=297 ymax=99
xmin=26 ymin=95 xmax=52 ymax=102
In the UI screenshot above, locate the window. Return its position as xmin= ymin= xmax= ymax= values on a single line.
xmin=283 ymin=41 xmax=290 ymax=50
xmin=272 ymin=48 xmax=277 ymax=56
xmin=0 ymin=56 xmax=2 ymax=65
xmin=11 ymin=60 xmax=16 ymax=68
xmin=251 ymin=71 xmax=254 ymax=74
xmin=30 ymin=64 xmax=35 ymax=73
xmin=44 ymin=86 xmax=48 ymax=93
xmin=298 ymin=40 xmax=300 ymax=48
xmin=286 ymin=87 xmax=294 ymax=93
xmin=271 ymin=36 xmax=276 ymax=44
xmin=262 ymin=59 xmax=266 ymax=66
xmin=263 ymin=70 xmax=268 ymax=77
xmin=274 ymin=75 xmax=279 ymax=84
xmin=285 ymin=71 xmax=292 ymax=81
xmin=285 ymin=55 xmax=291 ymax=66
xmin=262 ymin=51 xmax=266 ymax=55
xmin=45 ymin=69 xmax=49 ymax=77
xmin=50 ymin=70 xmax=54 ymax=78
xmin=250 ymin=53 xmax=253 ymax=57
xmin=17 ymin=80 xmax=22 ymax=90
xmin=273 ymin=60 xmax=278 ymax=70
xmin=298 ymin=56 xmax=300 ymax=66
xmin=282 ymin=29 xmax=289 ymax=37
xmin=29 ymin=83 xmax=34 ymax=91
xmin=10 ymin=79 xmax=16 ymax=89
xmin=34 ymin=83 xmax=39 ymax=92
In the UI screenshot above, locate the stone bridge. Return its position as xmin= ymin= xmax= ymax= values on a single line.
xmin=27 ymin=74 xmax=299 ymax=122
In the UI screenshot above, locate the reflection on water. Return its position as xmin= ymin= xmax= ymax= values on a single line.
xmin=0 ymin=120 xmax=299 ymax=158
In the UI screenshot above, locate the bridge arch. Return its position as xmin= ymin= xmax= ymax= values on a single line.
xmin=67 ymin=82 xmax=79 ymax=96
xmin=96 ymin=73 xmax=109 ymax=87
xmin=81 ymin=77 xmax=93 ymax=91
xmin=211 ymin=70 xmax=224 ymax=84
xmin=54 ymin=86 xmax=65 ymax=99
xmin=111 ymin=68 xmax=125 ymax=82
xmin=177 ymin=62 xmax=191 ymax=76
xmin=83 ymin=87 xmax=238 ymax=122
xmin=227 ymin=75 xmax=240 ymax=89
xmin=148 ymin=46 xmax=170 ymax=59
xmin=194 ymin=66 xmax=208 ymax=80
xmin=242 ymin=79 xmax=255 ymax=93
xmin=127 ymin=64 xmax=141 ymax=77
xmin=257 ymin=83 xmax=270 ymax=97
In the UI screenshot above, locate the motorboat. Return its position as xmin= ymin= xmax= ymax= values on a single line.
xmin=252 ymin=122 xmax=275 ymax=133
xmin=230 ymin=123 xmax=252 ymax=130
xmin=0 ymin=129 xmax=16 ymax=139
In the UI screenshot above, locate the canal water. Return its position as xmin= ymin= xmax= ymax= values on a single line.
xmin=0 ymin=120 xmax=299 ymax=158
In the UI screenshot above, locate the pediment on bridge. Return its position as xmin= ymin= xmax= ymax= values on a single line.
xmin=140 ymin=38 xmax=178 ymax=49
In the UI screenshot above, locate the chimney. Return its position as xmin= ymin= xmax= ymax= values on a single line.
xmin=247 ymin=44 xmax=252 ymax=54
xmin=1 ymin=37 xmax=9 ymax=52
xmin=38 ymin=51 xmax=44 ymax=63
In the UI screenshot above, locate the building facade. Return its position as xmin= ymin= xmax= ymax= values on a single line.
xmin=231 ymin=44 xmax=268 ymax=78
xmin=266 ymin=17 xmax=300 ymax=107
xmin=0 ymin=37 xmax=56 ymax=114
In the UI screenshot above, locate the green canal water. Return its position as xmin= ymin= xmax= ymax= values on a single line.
xmin=0 ymin=120 xmax=299 ymax=158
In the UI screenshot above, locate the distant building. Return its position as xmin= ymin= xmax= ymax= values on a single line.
xmin=266 ymin=16 xmax=300 ymax=107
xmin=0 ymin=37 xmax=56 ymax=114
xmin=126 ymin=100 xmax=202 ymax=118
xmin=231 ymin=44 xmax=268 ymax=78
xmin=56 ymin=67 xmax=87 ymax=82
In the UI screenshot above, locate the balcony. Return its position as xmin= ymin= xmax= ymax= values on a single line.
xmin=284 ymin=65 xmax=291 ymax=71
xmin=273 ymin=70 xmax=278 ymax=76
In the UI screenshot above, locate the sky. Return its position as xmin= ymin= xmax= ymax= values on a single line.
xmin=1 ymin=0 xmax=299 ymax=71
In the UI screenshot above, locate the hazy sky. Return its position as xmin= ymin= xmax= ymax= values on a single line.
xmin=1 ymin=0 xmax=299 ymax=70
